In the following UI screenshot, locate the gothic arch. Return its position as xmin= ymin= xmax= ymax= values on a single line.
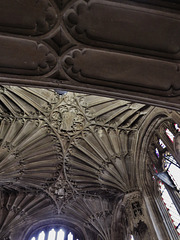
xmin=136 ymin=110 xmax=180 ymax=240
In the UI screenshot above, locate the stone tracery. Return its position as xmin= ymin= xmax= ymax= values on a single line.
xmin=0 ymin=86 xmax=179 ymax=239
xmin=0 ymin=1 xmax=180 ymax=237
xmin=0 ymin=87 xmax=154 ymax=239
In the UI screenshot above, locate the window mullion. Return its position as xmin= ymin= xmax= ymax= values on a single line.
xmin=64 ymin=231 xmax=68 ymax=240
xmin=166 ymin=184 xmax=180 ymax=216
xmin=44 ymin=231 xmax=49 ymax=240
xmin=54 ymin=229 xmax=58 ymax=240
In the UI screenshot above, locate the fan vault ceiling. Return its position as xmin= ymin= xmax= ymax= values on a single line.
xmin=0 ymin=86 xmax=178 ymax=239
xmin=0 ymin=0 xmax=180 ymax=239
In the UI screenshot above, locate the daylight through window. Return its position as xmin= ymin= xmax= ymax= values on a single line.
xmin=150 ymin=121 xmax=180 ymax=235
xmin=30 ymin=228 xmax=79 ymax=240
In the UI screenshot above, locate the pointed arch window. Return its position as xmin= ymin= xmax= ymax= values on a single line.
xmin=29 ymin=226 xmax=80 ymax=240
xmin=149 ymin=120 xmax=180 ymax=235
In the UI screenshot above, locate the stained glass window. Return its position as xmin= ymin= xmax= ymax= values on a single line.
xmin=30 ymin=227 xmax=80 ymax=240
xmin=155 ymin=148 xmax=159 ymax=158
xmin=174 ymin=123 xmax=180 ymax=132
xmin=163 ymin=153 xmax=180 ymax=191
xmin=159 ymin=182 xmax=180 ymax=234
xmin=159 ymin=139 xmax=166 ymax=149
xmin=152 ymin=122 xmax=180 ymax=235
xmin=165 ymin=128 xmax=174 ymax=142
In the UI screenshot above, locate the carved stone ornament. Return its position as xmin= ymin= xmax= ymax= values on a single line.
xmin=0 ymin=85 xmax=59 ymax=117
xmin=134 ymin=220 xmax=148 ymax=239
xmin=62 ymin=48 xmax=180 ymax=97
xmin=0 ymin=118 xmax=62 ymax=189
xmin=122 ymin=191 xmax=146 ymax=232
xmin=64 ymin=0 xmax=180 ymax=58
xmin=0 ymin=36 xmax=57 ymax=76
xmin=61 ymin=196 xmax=114 ymax=240
xmin=0 ymin=0 xmax=180 ymax=109
xmin=0 ymin=0 xmax=58 ymax=35
xmin=66 ymin=126 xmax=136 ymax=195
xmin=0 ymin=190 xmax=56 ymax=240
xmin=0 ymin=86 xmax=179 ymax=239
xmin=49 ymin=93 xmax=86 ymax=134
xmin=50 ymin=105 xmax=85 ymax=132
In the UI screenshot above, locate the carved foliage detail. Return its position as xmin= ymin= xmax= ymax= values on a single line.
xmin=49 ymin=93 xmax=86 ymax=134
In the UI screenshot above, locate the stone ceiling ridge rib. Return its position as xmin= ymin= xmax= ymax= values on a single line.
xmin=66 ymin=126 xmax=136 ymax=195
xmin=0 ymin=86 xmax=177 ymax=239
xmin=0 ymin=117 xmax=62 ymax=190
xmin=0 ymin=190 xmax=55 ymax=240
xmin=0 ymin=86 xmax=60 ymax=118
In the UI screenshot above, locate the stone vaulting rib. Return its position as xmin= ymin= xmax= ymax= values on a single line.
xmin=0 ymin=190 xmax=54 ymax=240
xmin=0 ymin=1 xmax=180 ymax=239
xmin=66 ymin=126 xmax=135 ymax=194
xmin=0 ymin=118 xmax=62 ymax=189
xmin=0 ymin=86 xmax=59 ymax=117
xmin=0 ymin=87 xmax=162 ymax=240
